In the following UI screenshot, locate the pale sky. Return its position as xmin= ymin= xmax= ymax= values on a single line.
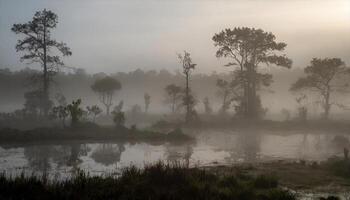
xmin=0 ymin=0 xmax=349 ymax=74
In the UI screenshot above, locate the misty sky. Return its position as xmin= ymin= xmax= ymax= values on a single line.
xmin=0 ymin=0 xmax=349 ymax=74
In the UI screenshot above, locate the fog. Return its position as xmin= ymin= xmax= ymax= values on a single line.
xmin=1 ymin=0 xmax=350 ymax=198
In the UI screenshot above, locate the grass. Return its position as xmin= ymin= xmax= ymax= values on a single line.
xmin=0 ymin=162 xmax=295 ymax=200
xmin=326 ymin=157 xmax=350 ymax=179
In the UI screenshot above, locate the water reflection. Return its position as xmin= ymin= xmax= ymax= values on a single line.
xmin=90 ymin=143 xmax=125 ymax=166
xmin=23 ymin=144 xmax=90 ymax=173
xmin=1 ymin=131 xmax=350 ymax=176
xmin=165 ymin=143 xmax=193 ymax=167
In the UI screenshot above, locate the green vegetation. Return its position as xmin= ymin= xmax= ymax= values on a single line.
xmin=0 ymin=162 xmax=295 ymax=200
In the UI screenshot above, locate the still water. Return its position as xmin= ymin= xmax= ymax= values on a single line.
xmin=0 ymin=130 xmax=349 ymax=178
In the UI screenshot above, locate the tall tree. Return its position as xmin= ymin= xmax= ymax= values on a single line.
xmin=144 ymin=93 xmax=151 ymax=113
xmin=91 ymin=77 xmax=121 ymax=115
xmin=178 ymin=51 xmax=197 ymax=123
xmin=290 ymin=58 xmax=349 ymax=119
xmin=213 ymin=27 xmax=292 ymax=119
xmin=164 ymin=84 xmax=183 ymax=114
xmin=12 ymin=9 xmax=72 ymax=116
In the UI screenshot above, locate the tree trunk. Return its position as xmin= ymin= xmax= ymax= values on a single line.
xmin=185 ymin=73 xmax=190 ymax=123
xmin=42 ymin=23 xmax=50 ymax=117
xmin=106 ymin=105 xmax=110 ymax=115
xmin=324 ymin=89 xmax=331 ymax=120
xmin=245 ymin=63 xmax=257 ymax=119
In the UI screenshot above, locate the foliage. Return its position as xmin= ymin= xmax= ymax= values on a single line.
xmin=213 ymin=27 xmax=292 ymax=119
xmin=91 ymin=76 xmax=121 ymax=115
xmin=52 ymin=105 xmax=69 ymax=127
xmin=112 ymin=111 xmax=125 ymax=128
xmin=86 ymin=105 xmax=102 ymax=122
xmin=291 ymin=58 xmax=349 ymax=119
xmin=12 ymin=9 xmax=72 ymax=115
xmin=67 ymin=99 xmax=83 ymax=127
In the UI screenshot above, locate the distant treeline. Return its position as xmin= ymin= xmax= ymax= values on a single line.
xmin=0 ymin=67 xmax=303 ymax=115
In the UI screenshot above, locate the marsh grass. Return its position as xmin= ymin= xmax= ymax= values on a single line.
xmin=0 ymin=162 xmax=295 ymax=200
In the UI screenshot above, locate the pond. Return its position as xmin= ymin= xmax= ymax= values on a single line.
xmin=0 ymin=129 xmax=349 ymax=178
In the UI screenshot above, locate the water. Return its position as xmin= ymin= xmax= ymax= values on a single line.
xmin=0 ymin=130 xmax=349 ymax=178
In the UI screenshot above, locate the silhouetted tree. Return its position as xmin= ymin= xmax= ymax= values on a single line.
xmin=164 ymin=84 xmax=183 ymax=113
xmin=112 ymin=101 xmax=125 ymax=128
xmin=213 ymin=27 xmax=292 ymax=119
xmin=112 ymin=111 xmax=125 ymax=128
xmin=86 ymin=105 xmax=102 ymax=122
xmin=178 ymin=51 xmax=197 ymax=123
xmin=203 ymin=97 xmax=213 ymax=115
xmin=290 ymin=58 xmax=349 ymax=119
xmin=67 ymin=99 xmax=83 ymax=127
xmin=91 ymin=77 xmax=121 ymax=115
xmin=52 ymin=105 xmax=68 ymax=127
xmin=144 ymin=93 xmax=151 ymax=113
xmin=12 ymin=9 xmax=72 ymax=116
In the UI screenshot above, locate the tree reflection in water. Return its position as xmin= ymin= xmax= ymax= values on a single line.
xmin=24 ymin=144 xmax=91 ymax=174
xmin=165 ymin=143 xmax=193 ymax=167
xmin=90 ymin=143 xmax=125 ymax=166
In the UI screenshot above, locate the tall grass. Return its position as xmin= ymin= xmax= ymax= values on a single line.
xmin=0 ymin=162 xmax=295 ymax=200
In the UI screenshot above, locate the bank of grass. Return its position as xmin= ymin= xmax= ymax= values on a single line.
xmin=153 ymin=118 xmax=350 ymax=133
xmin=0 ymin=123 xmax=193 ymax=144
xmin=0 ymin=162 xmax=294 ymax=200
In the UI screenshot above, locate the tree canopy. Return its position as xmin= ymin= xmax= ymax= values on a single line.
xmin=291 ymin=58 xmax=349 ymax=119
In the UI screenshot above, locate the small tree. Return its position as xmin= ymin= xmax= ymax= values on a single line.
xmin=52 ymin=105 xmax=69 ymax=127
xmin=67 ymin=99 xmax=83 ymax=127
xmin=91 ymin=77 xmax=121 ymax=115
xmin=112 ymin=111 xmax=125 ymax=128
xmin=291 ymin=58 xmax=349 ymax=120
xmin=164 ymin=84 xmax=183 ymax=113
xmin=12 ymin=9 xmax=72 ymax=116
xmin=86 ymin=105 xmax=102 ymax=122
xmin=112 ymin=100 xmax=125 ymax=128
xmin=203 ymin=97 xmax=213 ymax=115
xmin=144 ymin=93 xmax=151 ymax=113
xmin=178 ymin=51 xmax=197 ymax=123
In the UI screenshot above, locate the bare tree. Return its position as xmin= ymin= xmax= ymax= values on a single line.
xmin=12 ymin=9 xmax=72 ymax=116
xmin=291 ymin=58 xmax=349 ymax=119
